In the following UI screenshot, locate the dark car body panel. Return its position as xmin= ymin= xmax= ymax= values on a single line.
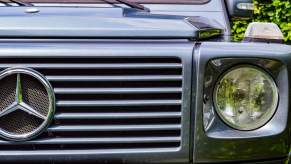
xmin=0 ymin=0 xmax=289 ymax=163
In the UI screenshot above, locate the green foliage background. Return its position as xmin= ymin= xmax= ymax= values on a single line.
xmin=231 ymin=0 xmax=291 ymax=44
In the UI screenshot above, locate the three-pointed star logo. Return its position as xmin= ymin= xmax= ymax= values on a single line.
xmin=0 ymin=74 xmax=46 ymax=120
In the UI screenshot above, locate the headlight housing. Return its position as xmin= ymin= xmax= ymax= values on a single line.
xmin=213 ymin=65 xmax=279 ymax=130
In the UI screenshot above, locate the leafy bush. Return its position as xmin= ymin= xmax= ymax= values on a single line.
xmin=231 ymin=0 xmax=291 ymax=44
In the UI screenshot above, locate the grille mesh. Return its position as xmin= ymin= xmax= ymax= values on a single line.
xmin=0 ymin=110 xmax=42 ymax=135
xmin=0 ymin=57 xmax=183 ymax=150
xmin=22 ymin=75 xmax=50 ymax=117
xmin=0 ymin=75 xmax=16 ymax=112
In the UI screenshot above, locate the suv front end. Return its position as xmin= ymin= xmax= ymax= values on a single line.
xmin=0 ymin=0 xmax=289 ymax=163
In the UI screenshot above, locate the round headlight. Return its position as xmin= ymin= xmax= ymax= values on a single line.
xmin=213 ymin=65 xmax=278 ymax=130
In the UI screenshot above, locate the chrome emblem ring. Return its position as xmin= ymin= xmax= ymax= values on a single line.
xmin=0 ymin=68 xmax=55 ymax=141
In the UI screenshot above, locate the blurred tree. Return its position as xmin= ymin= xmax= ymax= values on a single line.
xmin=231 ymin=0 xmax=291 ymax=44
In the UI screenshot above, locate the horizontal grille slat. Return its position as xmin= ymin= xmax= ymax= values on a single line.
xmin=0 ymin=63 xmax=182 ymax=69
xmin=56 ymin=100 xmax=182 ymax=107
xmin=54 ymin=112 xmax=182 ymax=119
xmin=48 ymin=124 xmax=182 ymax=132
xmin=54 ymin=87 xmax=182 ymax=94
xmin=0 ymin=137 xmax=181 ymax=145
xmin=0 ymin=148 xmax=181 ymax=154
xmin=0 ymin=56 xmax=184 ymax=151
xmin=46 ymin=75 xmax=183 ymax=82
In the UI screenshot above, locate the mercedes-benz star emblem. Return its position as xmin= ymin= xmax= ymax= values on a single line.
xmin=0 ymin=68 xmax=55 ymax=141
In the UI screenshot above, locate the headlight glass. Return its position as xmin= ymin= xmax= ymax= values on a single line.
xmin=213 ymin=65 xmax=278 ymax=130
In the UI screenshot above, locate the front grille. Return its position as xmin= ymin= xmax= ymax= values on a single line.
xmin=0 ymin=57 xmax=183 ymax=151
